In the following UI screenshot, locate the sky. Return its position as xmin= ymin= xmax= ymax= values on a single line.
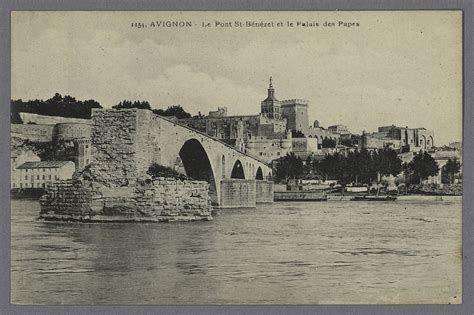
xmin=11 ymin=11 xmax=462 ymax=145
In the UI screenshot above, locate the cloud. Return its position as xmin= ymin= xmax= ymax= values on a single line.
xmin=11 ymin=11 xmax=462 ymax=145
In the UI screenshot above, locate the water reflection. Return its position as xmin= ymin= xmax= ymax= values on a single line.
xmin=11 ymin=199 xmax=462 ymax=304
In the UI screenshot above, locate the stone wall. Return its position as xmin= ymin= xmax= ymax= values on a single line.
xmin=89 ymin=109 xmax=140 ymax=189
xmin=256 ymin=180 xmax=274 ymax=203
xmin=39 ymin=180 xmax=92 ymax=220
xmin=220 ymin=179 xmax=256 ymax=208
xmin=40 ymin=176 xmax=213 ymax=222
xmin=11 ymin=124 xmax=54 ymax=142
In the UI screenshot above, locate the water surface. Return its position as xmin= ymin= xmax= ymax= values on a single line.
xmin=11 ymin=198 xmax=462 ymax=304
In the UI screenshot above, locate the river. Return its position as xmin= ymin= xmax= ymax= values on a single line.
xmin=11 ymin=198 xmax=462 ymax=304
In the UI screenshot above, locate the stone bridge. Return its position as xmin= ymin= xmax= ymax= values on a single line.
xmin=90 ymin=108 xmax=273 ymax=208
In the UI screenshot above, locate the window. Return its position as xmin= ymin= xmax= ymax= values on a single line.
xmin=42 ymin=175 xmax=45 ymax=180
xmin=55 ymin=175 xmax=59 ymax=180
xmin=43 ymin=168 xmax=45 ymax=172
xmin=25 ymin=175 xmax=28 ymax=180
xmin=37 ymin=175 xmax=40 ymax=180
xmin=20 ymin=183 xmax=22 ymax=188
xmin=49 ymin=175 xmax=51 ymax=180
xmin=13 ymin=183 xmax=15 ymax=188
xmin=260 ymin=152 xmax=263 ymax=156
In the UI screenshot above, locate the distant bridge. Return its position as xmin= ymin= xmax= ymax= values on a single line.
xmin=90 ymin=109 xmax=273 ymax=207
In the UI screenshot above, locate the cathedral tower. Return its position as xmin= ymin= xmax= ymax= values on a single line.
xmin=260 ymin=77 xmax=282 ymax=119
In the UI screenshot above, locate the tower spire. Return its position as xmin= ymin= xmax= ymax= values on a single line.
xmin=267 ymin=76 xmax=275 ymax=100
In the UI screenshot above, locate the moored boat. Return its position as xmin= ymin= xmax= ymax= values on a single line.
xmin=274 ymin=190 xmax=328 ymax=201
xmin=350 ymin=195 xmax=397 ymax=201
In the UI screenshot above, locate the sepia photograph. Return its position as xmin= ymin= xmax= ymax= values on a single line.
xmin=10 ymin=11 xmax=462 ymax=305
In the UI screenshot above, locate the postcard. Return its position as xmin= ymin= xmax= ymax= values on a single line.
xmin=10 ymin=11 xmax=462 ymax=304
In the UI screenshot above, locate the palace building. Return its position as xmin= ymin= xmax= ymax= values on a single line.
xmin=178 ymin=77 xmax=340 ymax=162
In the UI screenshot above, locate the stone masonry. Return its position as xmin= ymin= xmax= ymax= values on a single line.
xmin=40 ymin=176 xmax=213 ymax=222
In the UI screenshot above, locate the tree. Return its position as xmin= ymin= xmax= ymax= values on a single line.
xmin=11 ymin=94 xmax=102 ymax=122
xmin=315 ymin=148 xmax=401 ymax=187
xmin=408 ymin=151 xmax=439 ymax=184
xmin=275 ymin=152 xmax=304 ymax=183
xmin=321 ymin=138 xmax=336 ymax=148
xmin=112 ymin=100 xmax=151 ymax=110
xmin=374 ymin=148 xmax=402 ymax=178
xmin=442 ymin=158 xmax=461 ymax=184
xmin=153 ymin=105 xmax=192 ymax=119
xmin=399 ymin=162 xmax=413 ymax=191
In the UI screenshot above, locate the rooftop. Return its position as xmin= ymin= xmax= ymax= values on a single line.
xmin=11 ymin=149 xmax=37 ymax=159
xmin=17 ymin=160 xmax=73 ymax=169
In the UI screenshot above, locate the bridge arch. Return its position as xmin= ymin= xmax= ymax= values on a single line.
xmin=256 ymin=167 xmax=264 ymax=180
xmin=231 ymin=159 xmax=245 ymax=179
xmin=178 ymin=138 xmax=218 ymax=204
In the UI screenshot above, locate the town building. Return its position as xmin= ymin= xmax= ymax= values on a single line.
xmin=340 ymin=133 xmax=362 ymax=148
xmin=362 ymin=125 xmax=434 ymax=152
xmin=11 ymin=150 xmax=41 ymax=189
xmin=11 ymin=113 xmax=92 ymax=172
xmin=306 ymin=120 xmax=340 ymax=149
xmin=327 ymin=124 xmax=349 ymax=134
xmin=13 ymin=160 xmax=75 ymax=189
xmin=291 ymin=137 xmax=319 ymax=159
xmin=246 ymin=131 xmax=293 ymax=163
xmin=426 ymin=150 xmax=462 ymax=184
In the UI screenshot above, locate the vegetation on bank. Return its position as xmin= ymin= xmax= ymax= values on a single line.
xmin=11 ymin=94 xmax=194 ymax=123
xmin=11 ymin=93 xmax=102 ymax=123
xmin=274 ymin=149 xmax=449 ymax=188
xmin=441 ymin=158 xmax=461 ymax=184
xmin=113 ymin=100 xmax=192 ymax=119
xmin=12 ymin=138 xmax=76 ymax=162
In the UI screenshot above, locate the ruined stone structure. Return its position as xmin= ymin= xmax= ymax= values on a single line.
xmin=39 ymin=108 xmax=274 ymax=222
xmin=40 ymin=177 xmax=213 ymax=222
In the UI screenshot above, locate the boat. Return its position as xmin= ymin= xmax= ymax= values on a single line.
xmin=350 ymin=195 xmax=397 ymax=201
xmin=274 ymin=190 xmax=328 ymax=202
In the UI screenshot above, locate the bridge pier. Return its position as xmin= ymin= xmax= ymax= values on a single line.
xmin=219 ymin=179 xmax=274 ymax=208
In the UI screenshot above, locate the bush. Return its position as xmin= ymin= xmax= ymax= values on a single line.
xmin=147 ymin=163 xmax=188 ymax=180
